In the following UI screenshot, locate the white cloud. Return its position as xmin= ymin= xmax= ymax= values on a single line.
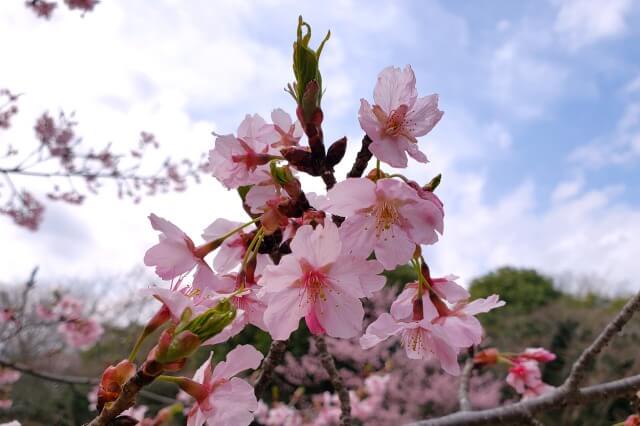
xmin=554 ymin=0 xmax=633 ymax=49
xmin=569 ymin=100 xmax=640 ymax=167
xmin=551 ymin=175 xmax=585 ymax=202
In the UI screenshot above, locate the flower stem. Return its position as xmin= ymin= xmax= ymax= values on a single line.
xmin=217 ymin=217 xmax=260 ymax=242
xmin=376 ymin=159 xmax=381 ymax=179
xmin=128 ymin=332 xmax=146 ymax=362
xmin=156 ymin=374 xmax=184 ymax=384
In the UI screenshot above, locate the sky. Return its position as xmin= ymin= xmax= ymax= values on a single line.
xmin=1 ymin=0 xmax=639 ymax=294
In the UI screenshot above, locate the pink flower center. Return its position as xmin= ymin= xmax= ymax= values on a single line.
xmin=402 ymin=327 xmax=425 ymax=353
xmin=372 ymin=104 xmax=418 ymax=143
xmin=300 ymin=266 xmax=328 ymax=304
xmin=372 ymin=200 xmax=401 ymax=236
xmin=231 ymin=139 xmax=260 ymax=171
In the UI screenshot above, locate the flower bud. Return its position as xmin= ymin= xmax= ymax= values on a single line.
xmin=325 ymin=137 xmax=347 ymax=169
xmin=423 ymin=173 xmax=442 ymax=192
xmin=181 ymin=298 xmax=236 ymax=343
xmin=290 ymin=16 xmax=330 ymax=117
xmin=281 ymin=147 xmax=316 ymax=175
xmin=155 ymin=330 xmax=201 ymax=364
xmin=97 ymin=360 xmax=136 ymax=411
xmin=474 ymin=348 xmax=500 ymax=366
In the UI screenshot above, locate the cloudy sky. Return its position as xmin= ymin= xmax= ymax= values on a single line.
xmin=1 ymin=0 xmax=639 ymax=293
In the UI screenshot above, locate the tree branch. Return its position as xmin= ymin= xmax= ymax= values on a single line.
xmin=409 ymin=373 xmax=640 ymax=426
xmin=410 ymin=291 xmax=640 ymax=426
xmin=346 ymin=135 xmax=372 ymax=179
xmin=0 ymin=358 xmax=175 ymax=405
xmin=254 ymin=340 xmax=288 ymax=398
xmin=314 ymin=335 xmax=352 ymax=426
xmin=563 ymin=291 xmax=640 ymax=392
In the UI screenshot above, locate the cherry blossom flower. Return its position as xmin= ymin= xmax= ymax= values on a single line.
xmin=261 ymin=404 xmax=303 ymax=426
xmin=58 ymin=317 xmax=104 ymax=349
xmin=0 ymin=401 xmax=13 ymax=409
xmin=179 ymin=345 xmax=263 ymax=426
xmin=320 ymin=177 xmax=444 ymax=269
xmin=259 ymin=221 xmax=385 ymax=340
xmin=506 ymin=360 xmax=554 ymax=399
xmin=360 ymin=312 xmax=461 ymax=375
xmin=209 ymin=114 xmax=279 ymax=189
xmin=271 ymin=108 xmax=303 ymax=148
xmin=245 ymin=183 xmax=290 ymax=235
xmin=359 ymin=65 xmax=443 ymax=168
xmin=391 ymin=275 xmax=469 ymax=320
xmin=144 ymin=214 xmax=220 ymax=291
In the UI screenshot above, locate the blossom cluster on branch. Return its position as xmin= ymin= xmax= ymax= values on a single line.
xmin=0 ymin=91 xmax=206 ymax=230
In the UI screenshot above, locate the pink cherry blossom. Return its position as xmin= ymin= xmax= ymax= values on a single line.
xmin=245 ymin=183 xmax=290 ymax=235
xmin=390 ymin=275 xmax=468 ymax=320
xmin=359 ymin=65 xmax=443 ymax=168
xmin=360 ymin=313 xmax=461 ymax=375
xmin=506 ymin=360 xmax=554 ymax=399
xmin=209 ymin=114 xmax=278 ymax=189
xmin=518 ymin=347 xmax=557 ymax=363
xmin=182 ymin=345 xmax=263 ymax=426
xmin=259 ymin=221 xmax=385 ymax=340
xmin=58 ymin=317 xmax=104 ymax=349
xmin=433 ymin=295 xmax=505 ymax=349
xmin=321 ymin=178 xmax=444 ymax=269
xmin=144 ymin=214 xmax=218 ymax=291
xmin=262 ymin=404 xmax=303 ymax=426
xmin=271 ymin=108 xmax=303 ymax=148
xmin=0 ymin=368 xmax=20 ymax=385
xmin=0 ymin=400 xmax=13 ymax=409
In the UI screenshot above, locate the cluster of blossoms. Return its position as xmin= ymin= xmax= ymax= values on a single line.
xmin=0 ymin=94 xmax=205 ymax=231
xmin=254 ymin=374 xmax=391 ymax=425
xmin=474 ymin=347 xmax=557 ymax=399
xmin=91 ymin=17 xmax=509 ymax=426
xmin=35 ymin=295 xmax=104 ymax=349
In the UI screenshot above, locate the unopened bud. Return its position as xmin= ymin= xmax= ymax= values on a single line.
xmin=182 ymin=299 xmax=236 ymax=342
xmin=423 ymin=173 xmax=442 ymax=192
xmin=325 ymin=137 xmax=347 ymax=169
xmin=474 ymin=348 xmax=500 ymax=366
xmin=155 ymin=330 xmax=201 ymax=364
xmin=282 ymin=147 xmax=315 ymax=174
xmin=97 ymin=360 xmax=136 ymax=411
xmin=291 ymin=16 xmax=330 ymax=116
xmin=270 ymin=162 xmax=295 ymax=185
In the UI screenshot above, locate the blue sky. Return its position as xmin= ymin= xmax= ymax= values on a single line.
xmin=1 ymin=0 xmax=639 ymax=293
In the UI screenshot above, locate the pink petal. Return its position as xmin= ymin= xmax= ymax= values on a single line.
xmin=246 ymin=184 xmax=279 ymax=213
xmin=315 ymin=292 xmax=364 ymax=339
xmin=149 ymin=213 xmax=186 ymax=240
xmin=438 ymin=316 xmax=483 ymax=347
xmin=373 ymin=225 xmax=415 ymax=270
xmin=258 ymin=255 xmax=302 ymax=293
xmin=407 ymin=94 xmax=444 ymax=137
xmin=323 ymin=178 xmax=376 ymax=217
xmin=432 ymin=276 xmax=469 ymax=303
xmin=460 ymin=295 xmax=505 ymax=315
xmin=206 ymin=378 xmax=258 ymax=426
xmin=201 ymin=218 xmax=243 ymax=241
xmin=368 ymin=137 xmax=409 ymax=168
xmin=141 ymin=287 xmax=193 ymax=321
xmin=338 ymin=214 xmax=377 ymax=259
xmin=430 ymin=333 xmax=461 ymax=375
xmin=360 ymin=313 xmax=403 ymax=349
xmin=405 ymin=141 xmax=428 ymax=163
xmin=289 ymin=222 xmax=341 ymax=268
xmin=263 ymin=288 xmax=307 ymax=340
xmin=212 ymin=344 xmax=264 ymax=381
xmin=373 ymin=65 xmax=418 ymax=113
xmin=390 ymin=285 xmax=416 ymax=320
xmin=213 ymin=241 xmax=245 ymax=274
xmin=358 ymin=99 xmax=382 ymax=141
xmin=144 ymin=240 xmax=197 ymax=280
xmin=271 ymin=108 xmax=292 ymax=130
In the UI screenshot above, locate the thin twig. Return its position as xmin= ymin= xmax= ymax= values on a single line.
xmin=346 ymin=135 xmax=372 ymax=178
xmin=458 ymin=348 xmax=475 ymax=412
xmin=254 ymin=340 xmax=288 ymax=398
xmin=563 ymin=291 xmax=640 ymax=392
xmin=314 ymin=335 xmax=352 ymax=426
